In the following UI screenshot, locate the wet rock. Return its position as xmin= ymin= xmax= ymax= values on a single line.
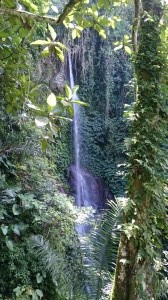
xmin=69 ymin=164 xmax=114 ymax=210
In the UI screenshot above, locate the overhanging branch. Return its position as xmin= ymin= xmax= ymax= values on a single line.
xmin=56 ymin=0 xmax=84 ymax=24
xmin=0 ymin=0 xmax=84 ymax=25
xmin=0 ymin=8 xmax=58 ymax=24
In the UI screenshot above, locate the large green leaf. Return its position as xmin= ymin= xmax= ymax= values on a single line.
xmin=61 ymin=100 xmax=71 ymax=106
xmin=36 ymin=289 xmax=43 ymax=298
xmin=31 ymin=40 xmax=51 ymax=45
xmin=12 ymin=224 xmax=20 ymax=236
xmin=36 ymin=273 xmax=43 ymax=284
xmin=55 ymin=42 xmax=67 ymax=50
xmin=71 ymin=100 xmax=89 ymax=106
xmin=65 ymin=84 xmax=72 ymax=99
xmin=41 ymin=46 xmax=50 ymax=58
xmin=6 ymin=238 xmax=14 ymax=251
xmin=35 ymin=117 xmax=49 ymax=127
xmin=51 ymin=5 xmax=58 ymax=13
xmin=55 ymin=46 xmax=64 ymax=61
xmin=27 ymin=102 xmax=41 ymax=111
xmin=1 ymin=224 xmax=8 ymax=235
xmin=47 ymin=93 xmax=57 ymax=107
xmin=124 ymin=46 xmax=132 ymax=55
xmin=114 ymin=44 xmax=123 ymax=51
xmin=72 ymin=85 xmax=79 ymax=95
xmin=12 ymin=204 xmax=21 ymax=216
xmin=48 ymin=24 xmax=57 ymax=41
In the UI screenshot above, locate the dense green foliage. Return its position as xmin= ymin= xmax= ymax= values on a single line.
xmin=111 ymin=1 xmax=168 ymax=298
xmin=0 ymin=111 xmax=84 ymax=299
xmin=74 ymin=8 xmax=133 ymax=196
xmin=0 ymin=1 xmax=81 ymax=298
xmin=0 ymin=0 xmax=167 ymax=299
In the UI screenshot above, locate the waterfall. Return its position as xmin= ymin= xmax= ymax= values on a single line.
xmin=68 ymin=52 xmax=82 ymax=207
xmin=68 ymin=53 xmax=103 ymax=296
xmin=68 ymin=52 xmax=95 ymax=239
xmin=69 ymin=53 xmax=92 ymax=210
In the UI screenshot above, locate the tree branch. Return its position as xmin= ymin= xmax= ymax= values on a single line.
xmin=56 ymin=0 xmax=84 ymax=24
xmin=0 ymin=0 xmax=84 ymax=25
xmin=0 ymin=8 xmax=58 ymax=24
xmin=0 ymin=141 xmax=29 ymax=155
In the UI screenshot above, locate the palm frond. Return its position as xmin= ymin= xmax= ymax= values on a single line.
xmin=81 ymin=198 xmax=124 ymax=300
xmin=31 ymin=198 xmax=124 ymax=300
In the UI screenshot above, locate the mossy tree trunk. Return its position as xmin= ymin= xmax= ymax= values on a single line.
xmin=111 ymin=0 xmax=167 ymax=299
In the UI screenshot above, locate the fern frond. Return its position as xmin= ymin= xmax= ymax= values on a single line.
xmin=31 ymin=235 xmax=87 ymax=300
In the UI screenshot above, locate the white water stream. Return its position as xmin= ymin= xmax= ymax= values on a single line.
xmin=68 ymin=53 xmax=81 ymax=206
xmin=68 ymin=53 xmax=95 ymax=238
xmin=68 ymin=53 xmax=92 ymax=209
xmin=68 ymin=53 xmax=99 ymax=297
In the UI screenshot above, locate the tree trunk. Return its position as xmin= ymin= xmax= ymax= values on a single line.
xmin=111 ymin=0 xmax=167 ymax=299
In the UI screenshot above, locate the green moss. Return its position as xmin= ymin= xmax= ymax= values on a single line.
xmin=111 ymin=1 xmax=168 ymax=298
xmin=75 ymin=19 xmax=132 ymax=196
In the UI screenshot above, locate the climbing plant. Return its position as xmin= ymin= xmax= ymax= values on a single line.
xmin=111 ymin=0 xmax=168 ymax=298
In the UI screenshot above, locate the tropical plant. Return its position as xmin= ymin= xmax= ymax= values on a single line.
xmin=111 ymin=0 xmax=168 ymax=298
xmin=0 ymin=0 xmax=168 ymax=299
xmin=87 ymin=199 xmax=124 ymax=300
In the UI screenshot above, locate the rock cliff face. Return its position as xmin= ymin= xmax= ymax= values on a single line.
xmin=35 ymin=55 xmax=66 ymax=94
xmin=69 ymin=164 xmax=114 ymax=210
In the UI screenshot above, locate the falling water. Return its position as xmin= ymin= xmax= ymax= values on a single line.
xmin=68 ymin=52 xmax=83 ymax=207
xmin=69 ymin=53 xmax=93 ymax=210
xmin=68 ymin=52 xmax=95 ymax=238
xmin=68 ymin=52 xmax=99 ymax=296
